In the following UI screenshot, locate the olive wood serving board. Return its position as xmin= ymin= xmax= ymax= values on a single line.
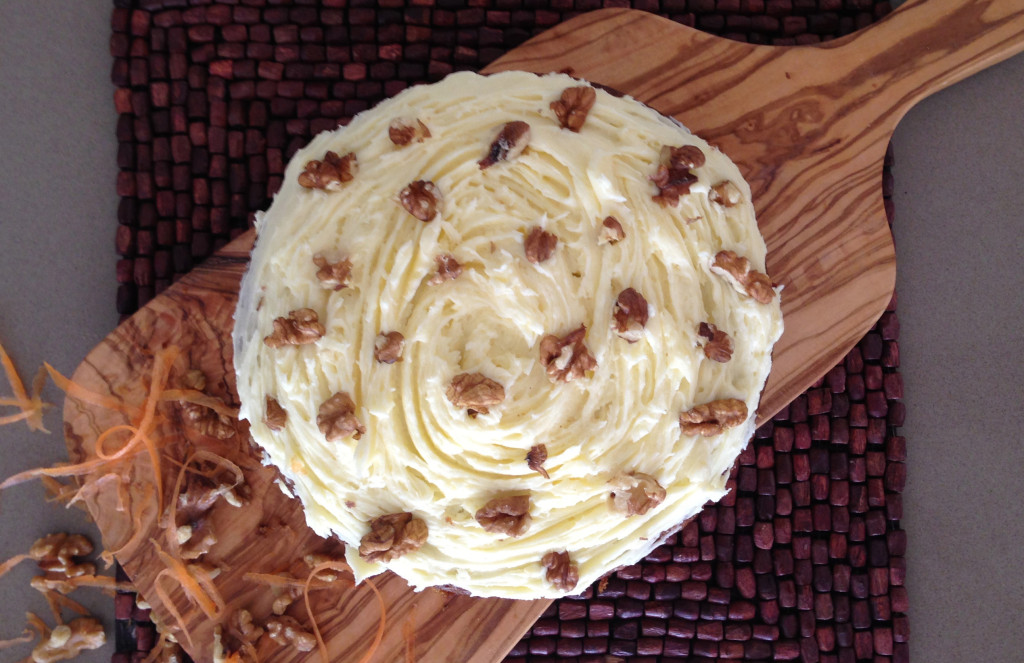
xmin=63 ymin=1 xmax=1024 ymax=661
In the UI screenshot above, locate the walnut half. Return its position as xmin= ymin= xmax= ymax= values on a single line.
xmin=550 ymin=86 xmax=596 ymax=132
xmin=650 ymin=145 xmax=704 ymax=207
xmin=527 ymin=444 xmax=550 ymax=479
xmin=317 ymin=391 xmax=365 ymax=441
xmin=539 ymin=325 xmax=597 ymax=383
xmin=389 ymin=118 xmax=431 ymax=146
xmin=609 ymin=472 xmax=666 ymax=516
xmin=264 ymin=309 xmax=325 ymax=348
xmin=524 ymin=226 xmax=558 ymax=264
xmin=429 ymin=254 xmax=462 ymax=285
xmin=711 ymin=249 xmax=776 ymax=305
xmin=598 ymin=216 xmax=625 ymax=245
xmin=541 ymin=551 xmax=579 ymax=593
xmin=313 ymin=255 xmax=352 ymax=291
xmin=698 ymin=322 xmax=734 ymax=363
xmin=479 ymin=121 xmax=531 ymax=169
xmin=30 ymin=618 xmax=105 ymax=663
xmin=399 ymin=180 xmax=442 ymax=222
xmin=359 ymin=512 xmax=429 ymax=563
xmin=374 ymin=331 xmax=405 ymax=364
xmin=679 ymin=398 xmax=748 ymax=436
xmin=446 ymin=372 xmax=505 ymax=416
xmin=475 ymin=495 xmax=532 ymax=537
xmin=264 ymin=396 xmax=287 ymax=431
xmin=612 ymin=288 xmax=649 ymax=343
xmin=298 ymin=151 xmax=356 ymax=191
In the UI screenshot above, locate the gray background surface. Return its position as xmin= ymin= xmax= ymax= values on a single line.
xmin=1 ymin=2 xmax=1022 ymax=662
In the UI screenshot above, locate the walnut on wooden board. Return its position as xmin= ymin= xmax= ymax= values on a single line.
xmin=178 ymin=369 xmax=235 ymax=439
xmin=317 ymin=391 xmax=365 ymax=441
xmin=30 ymin=618 xmax=105 ymax=663
xmin=479 ymin=121 xmax=531 ymax=169
xmin=609 ymin=472 xmax=666 ymax=516
xmin=539 ymin=325 xmax=597 ymax=383
xmin=650 ymin=145 xmax=705 ymax=207
xmin=446 ymin=372 xmax=505 ymax=416
xmin=264 ymin=309 xmax=325 ymax=348
xmin=698 ymin=322 xmax=734 ymax=363
xmin=178 ymin=520 xmax=217 ymax=560
xmin=359 ymin=512 xmax=429 ymax=563
xmin=524 ymin=226 xmax=558 ymax=264
xmin=429 ymin=253 xmax=462 ymax=285
xmin=475 ymin=495 xmax=532 ymax=537
xmin=265 ymin=615 xmax=316 ymax=652
xmin=541 ymin=551 xmax=579 ymax=593
xmin=598 ymin=216 xmax=625 ymax=245
xmin=297 ymin=151 xmax=356 ymax=191
xmin=526 ymin=444 xmax=550 ymax=479
xmin=611 ymin=288 xmax=650 ymax=343
xmin=373 ymin=331 xmax=406 ymax=364
xmin=264 ymin=396 xmax=287 ymax=431
xmin=389 ymin=118 xmax=431 ymax=146
xmin=678 ymin=398 xmax=748 ymax=436
xmin=711 ymin=249 xmax=776 ymax=305
xmin=312 ymin=255 xmax=353 ymax=291
xmin=230 ymin=609 xmax=265 ymax=643
xmin=399 ymin=180 xmax=442 ymax=222
xmin=550 ymin=86 xmax=596 ymax=132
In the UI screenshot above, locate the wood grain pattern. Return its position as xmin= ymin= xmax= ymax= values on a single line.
xmin=63 ymin=1 xmax=1024 ymax=661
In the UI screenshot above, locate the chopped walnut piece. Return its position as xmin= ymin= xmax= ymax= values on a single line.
xmin=479 ymin=121 xmax=531 ymax=169
xmin=359 ymin=512 xmax=429 ymax=563
xmin=446 ymin=372 xmax=505 ymax=416
xmin=271 ymin=585 xmax=302 ymax=616
xmin=609 ymin=472 xmax=667 ymax=516
xmin=527 ymin=444 xmax=550 ymax=479
xmin=180 ymin=522 xmax=217 ymax=560
xmin=598 ymin=216 xmax=625 ymax=245
xmin=612 ymin=288 xmax=650 ymax=343
xmin=475 ymin=495 xmax=532 ymax=537
xmin=317 ymin=391 xmax=365 ymax=441
xmin=524 ymin=226 xmax=558 ymax=264
xmin=177 ymin=370 xmax=236 ymax=439
xmin=264 ymin=309 xmax=326 ymax=348
xmin=539 ymin=325 xmax=597 ymax=383
xmin=550 ymin=86 xmax=597 ymax=132
xmin=231 ymin=609 xmax=265 ymax=643
xmin=297 ymin=151 xmax=356 ymax=191
xmin=29 ymin=533 xmax=94 ymax=577
xmin=312 ymin=255 xmax=353 ymax=291
xmin=266 ymin=615 xmax=316 ymax=652
xmin=541 ymin=551 xmax=579 ymax=593
xmin=264 ymin=396 xmax=287 ymax=431
xmin=399 ymin=180 xmax=442 ymax=222
xmin=679 ymin=398 xmax=748 ymax=436
xmin=30 ymin=618 xmax=105 ymax=663
xmin=711 ymin=249 xmax=776 ymax=304
xmin=389 ymin=118 xmax=431 ymax=146
xmin=710 ymin=180 xmax=743 ymax=207
xmin=374 ymin=331 xmax=406 ymax=364
xmin=429 ymin=253 xmax=462 ymax=285
xmin=698 ymin=322 xmax=734 ymax=363
xmin=177 ymin=465 xmax=245 ymax=517
xmin=650 ymin=145 xmax=704 ymax=207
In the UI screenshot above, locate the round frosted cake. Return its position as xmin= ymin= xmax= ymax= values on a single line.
xmin=232 ymin=70 xmax=783 ymax=599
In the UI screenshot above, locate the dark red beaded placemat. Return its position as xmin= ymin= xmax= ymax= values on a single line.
xmin=109 ymin=2 xmax=906 ymax=662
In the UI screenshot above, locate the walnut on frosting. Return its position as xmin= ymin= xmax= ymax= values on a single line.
xmin=698 ymin=322 xmax=734 ymax=363
xmin=711 ymin=249 xmax=776 ymax=304
xmin=650 ymin=145 xmax=705 ymax=207
xmin=317 ymin=391 xmax=365 ymax=441
xmin=598 ymin=216 xmax=625 ymax=245
xmin=264 ymin=396 xmax=287 ymax=431
xmin=359 ymin=512 xmax=428 ymax=563
xmin=374 ymin=331 xmax=405 ymax=364
xmin=539 ymin=325 xmax=596 ymax=383
xmin=264 ymin=309 xmax=325 ymax=348
xmin=612 ymin=288 xmax=649 ymax=343
xmin=479 ymin=121 xmax=530 ymax=169
xmin=446 ymin=372 xmax=505 ymax=416
xmin=679 ymin=398 xmax=748 ymax=436
xmin=542 ymin=551 xmax=579 ymax=593
xmin=609 ymin=472 xmax=666 ymax=516
xmin=298 ymin=151 xmax=356 ymax=191
xmin=400 ymin=180 xmax=442 ymax=222
xmin=389 ymin=118 xmax=431 ymax=146
xmin=527 ymin=444 xmax=550 ymax=479
xmin=429 ymin=254 xmax=462 ymax=285
xmin=550 ymin=86 xmax=596 ymax=132
xmin=475 ymin=495 xmax=532 ymax=537
xmin=525 ymin=226 xmax=558 ymax=264
xmin=313 ymin=255 xmax=352 ymax=291
xmin=710 ymin=180 xmax=743 ymax=207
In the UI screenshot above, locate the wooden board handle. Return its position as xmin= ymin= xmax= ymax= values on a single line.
xmin=828 ymin=0 xmax=1024 ymax=128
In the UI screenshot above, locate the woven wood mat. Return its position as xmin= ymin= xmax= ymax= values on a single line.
xmin=109 ymin=1 xmax=906 ymax=662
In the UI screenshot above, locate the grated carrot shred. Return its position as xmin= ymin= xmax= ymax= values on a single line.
xmin=0 ymin=629 xmax=34 ymax=650
xmin=243 ymin=571 xmax=337 ymax=590
xmin=402 ymin=606 xmax=417 ymax=663
xmin=151 ymin=540 xmax=225 ymax=619
xmin=303 ymin=561 xmax=385 ymax=663
xmin=160 ymin=389 xmax=240 ymax=419
xmin=42 ymin=592 xmax=64 ymax=625
xmin=0 ymin=340 xmax=47 ymax=432
xmin=43 ymin=362 xmax=139 ymax=419
xmin=0 ymin=554 xmax=31 ymax=581
xmin=44 ymin=591 xmax=91 ymax=617
xmin=153 ymin=570 xmax=195 ymax=650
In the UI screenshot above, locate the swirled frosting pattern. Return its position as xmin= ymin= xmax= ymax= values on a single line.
xmin=233 ymin=71 xmax=783 ymax=599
